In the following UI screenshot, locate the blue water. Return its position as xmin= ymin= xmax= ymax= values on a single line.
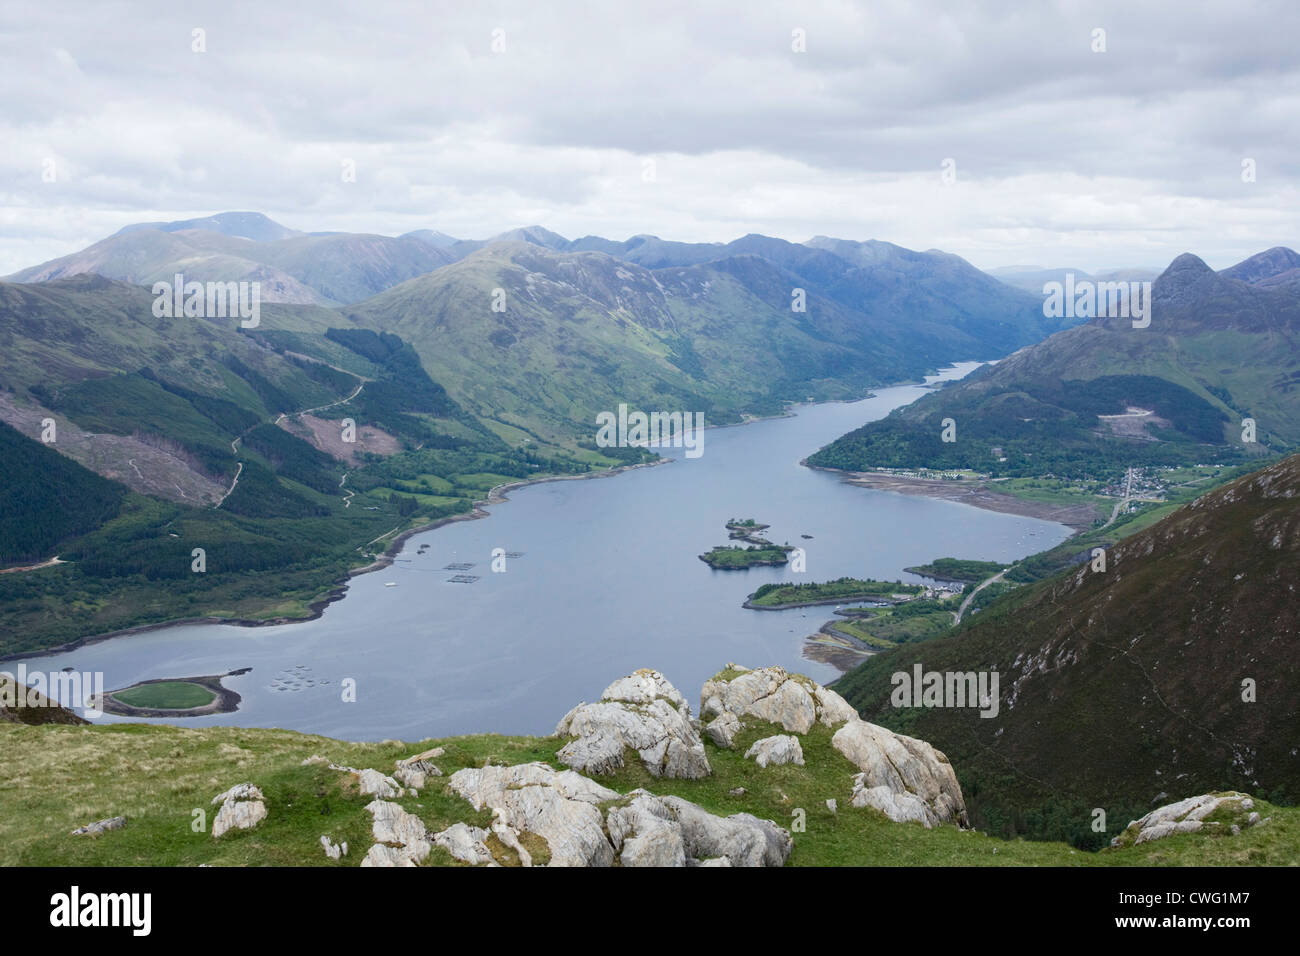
xmin=23 ymin=363 xmax=1071 ymax=740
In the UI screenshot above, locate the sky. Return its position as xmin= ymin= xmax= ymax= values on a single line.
xmin=2 ymin=0 xmax=1298 ymax=275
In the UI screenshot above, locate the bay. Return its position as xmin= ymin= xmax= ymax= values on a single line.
xmin=23 ymin=362 xmax=1072 ymax=740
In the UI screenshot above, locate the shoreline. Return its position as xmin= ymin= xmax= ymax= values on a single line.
xmin=89 ymin=671 xmax=244 ymax=718
xmin=0 ymin=457 xmax=673 ymax=664
xmin=743 ymin=593 xmax=903 ymax=611
xmin=802 ymin=463 xmax=1097 ymax=533
xmin=6 ymin=362 xmax=979 ymax=664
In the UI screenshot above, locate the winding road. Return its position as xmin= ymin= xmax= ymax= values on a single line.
xmin=953 ymin=568 xmax=1008 ymax=625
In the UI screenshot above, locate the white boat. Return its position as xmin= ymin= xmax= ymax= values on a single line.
xmin=384 ymin=581 xmax=397 ymax=587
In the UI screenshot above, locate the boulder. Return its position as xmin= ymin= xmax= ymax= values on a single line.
xmin=432 ymin=822 xmax=494 ymax=865
xmin=606 ymin=791 xmax=688 ymax=867
xmin=555 ymin=669 xmax=710 ymax=779
xmin=361 ymin=844 xmax=418 ymax=867
xmin=700 ymin=665 xmax=856 ymax=733
xmin=394 ymin=747 xmax=444 ymax=790
xmin=832 ymin=720 xmax=968 ymax=828
xmin=71 ymin=816 xmax=126 ymax=837
xmin=357 ymin=768 xmax=405 ymax=798
xmin=319 ymin=836 xmax=347 ymax=860
xmin=364 ymin=799 xmax=430 ymax=865
xmin=1114 ymin=792 xmax=1262 ymax=847
xmin=658 ymin=796 xmax=793 ymax=867
xmin=447 ymin=762 xmax=620 ymax=867
xmin=744 ymin=734 xmax=805 ymax=768
xmin=705 ymin=712 xmax=743 ymax=748
xmin=211 ymin=784 xmax=267 ymax=838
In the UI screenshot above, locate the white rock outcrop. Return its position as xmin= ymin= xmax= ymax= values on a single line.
xmin=71 ymin=816 xmax=126 ymax=837
xmin=357 ymin=768 xmax=406 ymax=799
xmin=744 ymin=734 xmax=805 ymax=768
xmin=554 ymin=669 xmax=711 ymax=779
xmin=361 ymin=799 xmax=430 ymax=866
xmin=447 ymin=762 xmax=620 ymax=867
xmin=832 ymin=720 xmax=968 ymax=828
xmin=319 ymin=835 xmax=348 ymax=860
xmin=431 ymin=822 xmax=495 ymax=865
xmin=700 ymin=665 xmax=857 ymax=733
xmin=607 ymin=790 xmax=791 ymax=867
xmin=211 ymin=783 xmax=268 ymax=838
xmin=1115 ymin=792 xmax=1263 ymax=846
xmin=444 ymin=762 xmax=791 ymax=867
xmin=394 ymin=747 xmax=444 ymax=790
xmin=705 ymin=712 xmax=743 ymax=748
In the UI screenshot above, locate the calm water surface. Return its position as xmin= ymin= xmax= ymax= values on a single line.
xmin=26 ymin=363 xmax=1071 ymax=739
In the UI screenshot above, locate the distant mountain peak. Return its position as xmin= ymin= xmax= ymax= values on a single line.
xmin=490 ymin=225 xmax=569 ymax=249
xmin=1220 ymin=246 xmax=1300 ymax=285
xmin=115 ymin=211 xmax=300 ymax=242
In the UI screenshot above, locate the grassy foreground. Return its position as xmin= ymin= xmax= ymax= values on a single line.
xmin=2 ymin=720 xmax=1296 ymax=867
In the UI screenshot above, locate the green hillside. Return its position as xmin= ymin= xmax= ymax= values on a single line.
xmin=834 ymin=454 xmax=1300 ymax=847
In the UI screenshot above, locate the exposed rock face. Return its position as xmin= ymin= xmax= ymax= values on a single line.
xmin=700 ymin=665 xmax=856 ymax=734
xmin=554 ymin=669 xmax=711 ymax=779
xmin=357 ymin=768 xmax=406 ymax=799
xmin=832 ymin=720 xmax=968 ymax=828
xmin=432 ymin=822 xmax=495 ymax=865
xmin=659 ymin=797 xmax=793 ymax=867
xmin=211 ymin=783 xmax=268 ymax=838
xmin=320 ymin=836 xmax=348 ymax=860
xmin=362 ymin=799 xmax=430 ymax=866
xmin=1115 ymin=792 xmax=1265 ymax=846
xmin=447 ymin=762 xmax=620 ymax=867
xmin=607 ymin=792 xmax=688 ymax=867
xmin=71 ymin=816 xmax=126 ymax=837
xmin=444 ymin=763 xmax=792 ymax=867
xmin=705 ymin=712 xmax=743 ymax=748
xmin=744 ymin=734 xmax=805 ymax=768
xmin=394 ymin=747 xmax=444 ymax=790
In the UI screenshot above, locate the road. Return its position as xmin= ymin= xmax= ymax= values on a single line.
xmin=1100 ymin=467 xmax=1135 ymax=530
xmin=215 ymin=461 xmax=243 ymax=508
xmin=953 ymin=569 xmax=1008 ymax=625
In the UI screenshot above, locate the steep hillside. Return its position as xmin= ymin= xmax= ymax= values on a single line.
xmin=809 ymin=251 xmax=1300 ymax=477
xmin=835 ymin=454 xmax=1300 ymax=844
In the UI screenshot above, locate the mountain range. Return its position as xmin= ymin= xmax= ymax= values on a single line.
xmin=809 ymin=247 xmax=1300 ymax=477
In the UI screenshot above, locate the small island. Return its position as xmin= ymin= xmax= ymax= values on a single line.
xmin=699 ymin=543 xmax=794 ymax=569
xmin=744 ymin=576 xmax=923 ymax=609
xmin=903 ymin=557 xmax=1004 ymax=584
xmin=90 ymin=671 xmax=246 ymax=718
xmin=700 ymin=517 xmax=794 ymax=568
xmin=725 ymin=517 xmax=772 ymax=545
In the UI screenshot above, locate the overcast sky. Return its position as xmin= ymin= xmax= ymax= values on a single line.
xmin=2 ymin=0 xmax=1297 ymax=274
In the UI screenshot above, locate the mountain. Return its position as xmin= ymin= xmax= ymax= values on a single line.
xmin=1220 ymin=246 xmax=1300 ymax=292
xmin=834 ymin=453 xmax=1300 ymax=845
xmin=808 ymin=250 xmax=1300 ymax=477
xmin=400 ymin=229 xmax=461 ymax=248
xmin=342 ymin=240 xmax=1035 ymax=442
xmin=114 ymin=211 xmax=302 ymax=241
xmin=7 ymin=225 xmax=457 ymax=305
xmin=989 ymin=265 xmax=1159 ymax=295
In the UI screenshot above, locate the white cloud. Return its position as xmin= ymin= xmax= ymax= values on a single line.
xmin=1 ymin=0 xmax=1297 ymax=274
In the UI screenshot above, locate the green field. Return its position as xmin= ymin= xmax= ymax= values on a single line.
xmin=111 ymin=681 xmax=216 ymax=710
xmin=3 ymin=715 xmax=1294 ymax=867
